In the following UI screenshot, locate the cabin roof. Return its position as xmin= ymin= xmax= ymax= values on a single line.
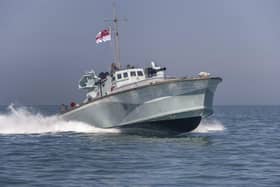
xmin=114 ymin=68 xmax=144 ymax=74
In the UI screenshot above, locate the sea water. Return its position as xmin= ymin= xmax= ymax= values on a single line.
xmin=0 ymin=105 xmax=279 ymax=186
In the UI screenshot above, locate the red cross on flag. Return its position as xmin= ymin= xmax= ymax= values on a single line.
xmin=96 ymin=28 xmax=111 ymax=44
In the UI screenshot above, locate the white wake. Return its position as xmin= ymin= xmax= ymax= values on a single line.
xmin=0 ymin=105 xmax=120 ymax=135
xmin=193 ymin=119 xmax=225 ymax=133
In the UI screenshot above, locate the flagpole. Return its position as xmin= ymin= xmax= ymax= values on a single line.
xmin=112 ymin=2 xmax=121 ymax=69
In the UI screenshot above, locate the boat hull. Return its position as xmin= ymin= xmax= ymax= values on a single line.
xmin=121 ymin=116 xmax=201 ymax=133
xmin=62 ymin=77 xmax=222 ymax=133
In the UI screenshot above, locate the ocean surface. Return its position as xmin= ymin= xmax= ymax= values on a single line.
xmin=0 ymin=105 xmax=279 ymax=186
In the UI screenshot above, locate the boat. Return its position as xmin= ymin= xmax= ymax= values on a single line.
xmin=61 ymin=6 xmax=222 ymax=133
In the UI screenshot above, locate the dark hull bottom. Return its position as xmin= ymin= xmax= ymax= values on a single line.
xmin=120 ymin=117 xmax=202 ymax=134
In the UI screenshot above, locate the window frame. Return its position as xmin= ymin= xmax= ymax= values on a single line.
xmin=117 ymin=73 xmax=122 ymax=80
xmin=130 ymin=71 xmax=136 ymax=77
xmin=137 ymin=71 xmax=144 ymax=76
xmin=123 ymin=72 xmax=128 ymax=78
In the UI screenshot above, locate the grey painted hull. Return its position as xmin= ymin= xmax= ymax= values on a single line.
xmin=62 ymin=77 xmax=222 ymax=132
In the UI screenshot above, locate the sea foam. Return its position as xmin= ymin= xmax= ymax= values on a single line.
xmin=193 ymin=119 xmax=225 ymax=133
xmin=0 ymin=104 xmax=120 ymax=135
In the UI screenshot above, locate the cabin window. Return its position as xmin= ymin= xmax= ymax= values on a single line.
xmin=123 ymin=72 xmax=128 ymax=78
xmin=137 ymin=71 xmax=144 ymax=76
xmin=130 ymin=71 xmax=136 ymax=77
xmin=117 ymin=74 xmax=122 ymax=80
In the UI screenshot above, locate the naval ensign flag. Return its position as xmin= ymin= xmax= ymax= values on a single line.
xmin=96 ymin=28 xmax=111 ymax=44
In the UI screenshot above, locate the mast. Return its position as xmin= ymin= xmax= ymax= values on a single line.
xmin=105 ymin=2 xmax=126 ymax=70
xmin=112 ymin=2 xmax=121 ymax=69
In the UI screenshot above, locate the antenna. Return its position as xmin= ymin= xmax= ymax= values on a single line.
xmin=105 ymin=2 xmax=127 ymax=69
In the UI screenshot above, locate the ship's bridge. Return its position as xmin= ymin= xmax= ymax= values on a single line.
xmin=112 ymin=68 xmax=145 ymax=88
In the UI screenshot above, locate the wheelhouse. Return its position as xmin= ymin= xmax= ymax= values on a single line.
xmin=112 ymin=68 xmax=146 ymax=88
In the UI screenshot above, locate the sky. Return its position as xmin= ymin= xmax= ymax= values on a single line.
xmin=0 ymin=0 xmax=280 ymax=105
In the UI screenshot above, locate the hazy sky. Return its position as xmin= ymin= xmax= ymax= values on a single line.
xmin=0 ymin=0 xmax=280 ymax=105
